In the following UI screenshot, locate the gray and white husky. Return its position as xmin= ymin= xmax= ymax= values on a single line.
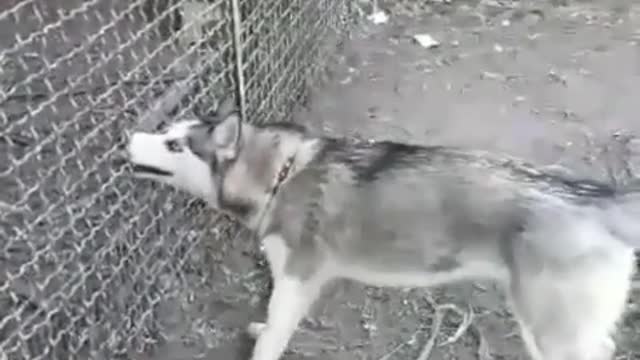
xmin=126 ymin=99 xmax=638 ymax=360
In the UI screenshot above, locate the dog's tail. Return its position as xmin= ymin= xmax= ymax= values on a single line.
xmin=601 ymin=190 xmax=640 ymax=249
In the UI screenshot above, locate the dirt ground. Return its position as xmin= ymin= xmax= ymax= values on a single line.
xmin=269 ymin=0 xmax=640 ymax=359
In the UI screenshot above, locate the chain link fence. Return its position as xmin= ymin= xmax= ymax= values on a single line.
xmin=0 ymin=0 xmax=357 ymax=358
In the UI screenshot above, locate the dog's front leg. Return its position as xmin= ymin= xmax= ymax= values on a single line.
xmin=249 ymin=235 xmax=326 ymax=360
xmin=250 ymin=275 xmax=323 ymax=360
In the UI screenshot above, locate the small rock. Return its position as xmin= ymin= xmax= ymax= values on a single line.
xmin=339 ymin=76 xmax=352 ymax=85
xmin=501 ymin=19 xmax=511 ymax=27
xmin=548 ymin=69 xmax=567 ymax=86
xmin=578 ymin=68 xmax=592 ymax=76
xmin=413 ymin=33 xmax=441 ymax=49
xmin=367 ymin=10 xmax=389 ymax=25
xmin=494 ymin=43 xmax=504 ymax=53
xmin=528 ymin=33 xmax=542 ymax=40
xmin=481 ymin=71 xmax=504 ymax=80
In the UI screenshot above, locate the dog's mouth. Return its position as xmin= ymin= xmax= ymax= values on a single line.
xmin=131 ymin=163 xmax=174 ymax=177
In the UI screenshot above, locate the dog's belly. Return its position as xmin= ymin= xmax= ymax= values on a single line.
xmin=336 ymin=260 xmax=509 ymax=288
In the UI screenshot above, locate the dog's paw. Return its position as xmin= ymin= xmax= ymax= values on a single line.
xmin=247 ymin=322 xmax=267 ymax=338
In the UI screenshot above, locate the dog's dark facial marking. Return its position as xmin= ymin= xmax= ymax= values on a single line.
xmin=132 ymin=164 xmax=173 ymax=177
xmin=156 ymin=120 xmax=169 ymax=133
xmin=164 ymin=139 xmax=183 ymax=153
xmin=187 ymin=126 xmax=230 ymax=180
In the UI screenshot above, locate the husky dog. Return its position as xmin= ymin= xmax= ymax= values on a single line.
xmin=126 ymin=99 xmax=638 ymax=360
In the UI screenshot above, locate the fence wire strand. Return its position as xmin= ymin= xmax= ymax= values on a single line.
xmin=0 ymin=0 xmax=355 ymax=358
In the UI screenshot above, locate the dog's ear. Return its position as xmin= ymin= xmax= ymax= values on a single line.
xmin=215 ymin=96 xmax=237 ymax=118
xmin=213 ymin=111 xmax=242 ymax=161
xmin=198 ymin=96 xmax=237 ymax=126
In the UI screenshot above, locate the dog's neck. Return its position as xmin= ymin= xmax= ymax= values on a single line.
xmin=241 ymin=129 xmax=322 ymax=232
xmin=248 ymin=125 xmax=320 ymax=186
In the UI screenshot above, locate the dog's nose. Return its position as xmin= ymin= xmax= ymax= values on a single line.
xmin=111 ymin=152 xmax=129 ymax=168
xmin=112 ymin=130 xmax=133 ymax=168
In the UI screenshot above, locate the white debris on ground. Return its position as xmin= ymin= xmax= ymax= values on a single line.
xmin=367 ymin=10 xmax=389 ymax=25
xmin=412 ymin=33 xmax=440 ymax=49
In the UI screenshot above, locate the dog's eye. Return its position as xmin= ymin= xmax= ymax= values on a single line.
xmin=157 ymin=121 xmax=169 ymax=133
xmin=164 ymin=139 xmax=183 ymax=153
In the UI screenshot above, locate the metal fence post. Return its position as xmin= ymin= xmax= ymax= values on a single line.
xmin=230 ymin=0 xmax=247 ymax=121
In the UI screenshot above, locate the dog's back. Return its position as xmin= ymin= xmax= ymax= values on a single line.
xmin=274 ymin=136 xmax=627 ymax=264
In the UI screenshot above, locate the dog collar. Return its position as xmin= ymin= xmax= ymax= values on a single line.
xmin=271 ymin=156 xmax=295 ymax=196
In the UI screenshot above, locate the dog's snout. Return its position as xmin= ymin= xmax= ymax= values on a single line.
xmin=112 ymin=130 xmax=136 ymax=168
xmin=115 ymin=129 xmax=133 ymax=152
xmin=123 ymin=132 xmax=142 ymax=156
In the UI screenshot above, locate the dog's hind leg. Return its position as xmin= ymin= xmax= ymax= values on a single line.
xmin=249 ymin=235 xmax=328 ymax=360
xmin=508 ymin=247 xmax=634 ymax=360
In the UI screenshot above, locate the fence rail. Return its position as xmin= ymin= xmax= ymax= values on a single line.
xmin=0 ymin=0 xmax=354 ymax=358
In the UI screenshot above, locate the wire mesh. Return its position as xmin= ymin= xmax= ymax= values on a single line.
xmin=0 ymin=0 xmax=355 ymax=358
xmin=240 ymin=0 xmax=353 ymax=124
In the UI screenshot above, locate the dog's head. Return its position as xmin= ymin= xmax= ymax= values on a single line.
xmin=127 ymin=97 xmax=316 ymax=226
xmin=126 ymin=99 xmax=243 ymax=206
